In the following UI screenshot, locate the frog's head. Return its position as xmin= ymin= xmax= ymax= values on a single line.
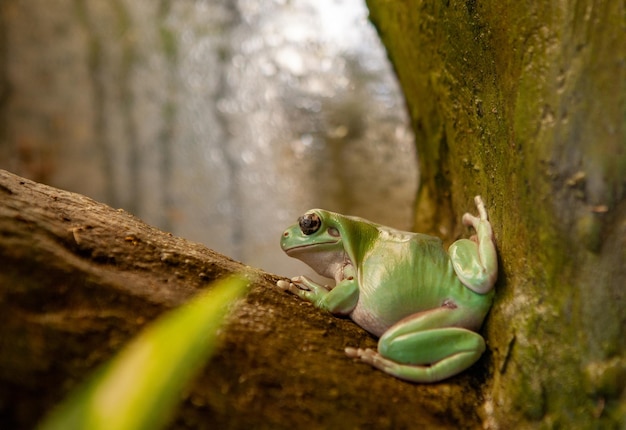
xmin=280 ymin=209 xmax=347 ymax=278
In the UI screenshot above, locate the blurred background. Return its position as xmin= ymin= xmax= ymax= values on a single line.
xmin=0 ymin=0 xmax=418 ymax=278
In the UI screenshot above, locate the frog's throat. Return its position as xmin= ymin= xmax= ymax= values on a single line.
xmin=284 ymin=241 xmax=340 ymax=254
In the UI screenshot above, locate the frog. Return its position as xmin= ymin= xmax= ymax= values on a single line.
xmin=276 ymin=196 xmax=497 ymax=383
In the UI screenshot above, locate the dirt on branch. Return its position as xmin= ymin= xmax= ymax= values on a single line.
xmin=0 ymin=169 xmax=484 ymax=429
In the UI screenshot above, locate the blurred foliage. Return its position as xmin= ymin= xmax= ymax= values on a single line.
xmin=38 ymin=275 xmax=248 ymax=430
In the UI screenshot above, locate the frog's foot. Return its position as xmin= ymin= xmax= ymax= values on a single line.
xmin=345 ymin=347 xmax=396 ymax=374
xmin=277 ymin=278 xmax=310 ymax=302
xmin=451 ymin=195 xmax=497 ymax=294
xmin=345 ymin=346 xmax=370 ymax=359
xmin=346 ymin=347 xmax=441 ymax=381
xmin=277 ymin=276 xmax=337 ymax=309
xmin=277 ymin=276 xmax=331 ymax=293
xmin=462 ymin=195 xmax=488 ymax=230
xmin=277 ymin=279 xmax=306 ymax=295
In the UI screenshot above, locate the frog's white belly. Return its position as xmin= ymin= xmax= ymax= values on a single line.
xmin=349 ymin=300 xmax=390 ymax=338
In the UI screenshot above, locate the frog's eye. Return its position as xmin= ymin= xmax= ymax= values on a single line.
xmin=298 ymin=213 xmax=321 ymax=235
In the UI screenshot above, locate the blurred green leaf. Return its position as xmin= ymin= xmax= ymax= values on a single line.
xmin=39 ymin=275 xmax=249 ymax=430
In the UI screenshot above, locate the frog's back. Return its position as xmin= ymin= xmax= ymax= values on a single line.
xmin=353 ymin=228 xmax=493 ymax=334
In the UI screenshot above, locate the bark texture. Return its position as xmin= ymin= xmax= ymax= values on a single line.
xmin=366 ymin=0 xmax=626 ymax=428
xmin=0 ymin=169 xmax=489 ymax=429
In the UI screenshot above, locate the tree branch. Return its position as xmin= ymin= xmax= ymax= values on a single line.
xmin=0 ymin=170 xmax=483 ymax=429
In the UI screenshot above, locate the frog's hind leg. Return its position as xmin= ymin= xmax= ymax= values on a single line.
xmin=349 ymin=328 xmax=485 ymax=383
xmin=346 ymin=306 xmax=486 ymax=383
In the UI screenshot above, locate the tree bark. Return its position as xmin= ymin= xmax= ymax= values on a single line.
xmin=366 ymin=0 xmax=626 ymax=428
xmin=0 ymin=169 xmax=487 ymax=429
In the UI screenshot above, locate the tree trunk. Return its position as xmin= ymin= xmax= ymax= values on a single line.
xmin=366 ymin=0 xmax=626 ymax=427
xmin=1 ymin=169 xmax=488 ymax=429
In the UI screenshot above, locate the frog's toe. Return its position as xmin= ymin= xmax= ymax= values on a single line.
xmin=353 ymin=349 xmax=398 ymax=374
xmin=474 ymin=195 xmax=488 ymax=220
xmin=345 ymin=346 xmax=372 ymax=358
xmin=345 ymin=346 xmax=362 ymax=358
xmin=276 ymin=280 xmax=291 ymax=290
xmin=277 ymin=279 xmax=306 ymax=295
xmin=361 ymin=350 xmax=383 ymax=365
xmin=345 ymin=347 xmax=379 ymax=363
xmin=462 ymin=212 xmax=480 ymax=228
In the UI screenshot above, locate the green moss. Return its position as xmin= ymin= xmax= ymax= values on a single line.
xmin=367 ymin=0 xmax=626 ymax=427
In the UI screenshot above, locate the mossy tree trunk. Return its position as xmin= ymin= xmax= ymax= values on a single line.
xmin=366 ymin=0 xmax=626 ymax=427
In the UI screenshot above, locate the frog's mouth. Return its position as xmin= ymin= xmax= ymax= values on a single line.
xmin=283 ymin=241 xmax=339 ymax=254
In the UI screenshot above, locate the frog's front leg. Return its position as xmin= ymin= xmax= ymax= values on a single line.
xmin=449 ymin=195 xmax=498 ymax=294
xmin=277 ymin=275 xmax=359 ymax=315
xmin=346 ymin=306 xmax=485 ymax=383
xmin=276 ymin=276 xmax=329 ymax=297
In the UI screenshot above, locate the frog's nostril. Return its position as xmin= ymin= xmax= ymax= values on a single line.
xmin=283 ymin=231 xmax=289 ymax=237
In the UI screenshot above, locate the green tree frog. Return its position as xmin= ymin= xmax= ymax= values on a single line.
xmin=277 ymin=196 xmax=497 ymax=383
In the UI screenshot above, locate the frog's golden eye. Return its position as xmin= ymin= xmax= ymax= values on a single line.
xmin=298 ymin=213 xmax=321 ymax=235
